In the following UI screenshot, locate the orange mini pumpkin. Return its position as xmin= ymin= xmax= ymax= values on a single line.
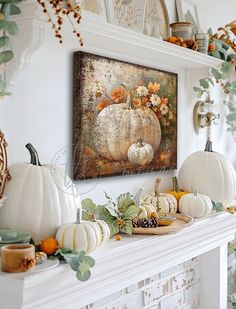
xmin=39 ymin=237 xmax=59 ymax=256
xmin=165 ymin=177 xmax=188 ymax=203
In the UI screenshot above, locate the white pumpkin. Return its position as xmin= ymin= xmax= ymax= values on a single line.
xmin=56 ymin=209 xmax=110 ymax=253
xmin=0 ymin=144 xmax=80 ymax=244
xmin=128 ymin=140 xmax=154 ymax=165
xmin=93 ymin=89 xmax=161 ymax=161
xmin=179 ymin=190 xmax=212 ymax=218
xmin=137 ymin=204 xmax=156 ymax=219
xmin=140 ymin=178 xmax=177 ymax=213
xmin=178 ymin=140 xmax=236 ymax=206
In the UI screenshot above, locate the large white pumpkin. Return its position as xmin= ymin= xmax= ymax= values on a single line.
xmin=93 ymin=91 xmax=161 ymax=161
xmin=0 ymin=144 xmax=80 ymax=244
xmin=178 ymin=140 xmax=236 ymax=206
xmin=56 ymin=209 xmax=110 ymax=253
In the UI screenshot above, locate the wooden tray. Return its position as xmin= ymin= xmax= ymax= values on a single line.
xmin=132 ymin=213 xmax=194 ymax=235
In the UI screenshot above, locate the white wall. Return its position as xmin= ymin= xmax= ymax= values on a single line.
xmin=0 ymin=1 xmax=235 ymax=204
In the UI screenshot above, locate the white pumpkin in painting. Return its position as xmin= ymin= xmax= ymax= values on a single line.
xmin=140 ymin=178 xmax=177 ymax=213
xmin=128 ymin=140 xmax=154 ymax=165
xmin=93 ymin=88 xmax=161 ymax=161
xmin=178 ymin=140 xmax=236 ymax=206
xmin=179 ymin=190 xmax=212 ymax=218
xmin=56 ymin=209 xmax=110 ymax=253
xmin=0 ymin=144 xmax=80 ymax=244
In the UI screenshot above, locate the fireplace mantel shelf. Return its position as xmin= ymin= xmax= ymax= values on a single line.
xmin=1 ymin=212 xmax=236 ymax=309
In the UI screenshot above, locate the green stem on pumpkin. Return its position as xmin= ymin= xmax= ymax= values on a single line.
xmin=25 ymin=143 xmax=41 ymax=166
xmin=120 ymin=83 xmax=134 ymax=110
xmin=172 ymin=177 xmax=180 ymax=192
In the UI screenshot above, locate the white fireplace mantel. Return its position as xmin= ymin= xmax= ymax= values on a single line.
xmin=1 ymin=212 xmax=236 ymax=309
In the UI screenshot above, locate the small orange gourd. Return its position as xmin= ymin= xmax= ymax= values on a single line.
xmin=165 ymin=177 xmax=188 ymax=202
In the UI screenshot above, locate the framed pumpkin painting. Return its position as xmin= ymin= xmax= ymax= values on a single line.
xmin=73 ymin=52 xmax=177 ymax=180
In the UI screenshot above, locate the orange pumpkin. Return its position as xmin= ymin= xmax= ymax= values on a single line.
xmin=165 ymin=177 xmax=188 ymax=203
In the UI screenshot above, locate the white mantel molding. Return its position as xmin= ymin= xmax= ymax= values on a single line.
xmin=0 ymin=212 xmax=236 ymax=309
xmin=9 ymin=1 xmax=222 ymax=80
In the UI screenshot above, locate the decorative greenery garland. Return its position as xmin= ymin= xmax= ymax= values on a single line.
xmin=194 ymin=54 xmax=236 ymax=137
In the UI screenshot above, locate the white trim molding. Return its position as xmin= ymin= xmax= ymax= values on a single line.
xmin=0 ymin=212 xmax=236 ymax=308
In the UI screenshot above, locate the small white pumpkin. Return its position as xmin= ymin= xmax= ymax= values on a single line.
xmin=56 ymin=209 xmax=110 ymax=253
xmin=128 ymin=139 xmax=154 ymax=165
xmin=179 ymin=190 xmax=212 ymax=218
xmin=137 ymin=204 xmax=156 ymax=219
xmin=0 ymin=144 xmax=80 ymax=244
xmin=140 ymin=178 xmax=177 ymax=213
xmin=178 ymin=140 xmax=236 ymax=206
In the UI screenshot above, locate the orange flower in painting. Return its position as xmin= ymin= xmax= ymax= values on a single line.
xmin=96 ymin=99 xmax=110 ymax=111
xmin=133 ymin=97 xmax=142 ymax=108
xmin=161 ymin=97 xmax=168 ymax=105
xmin=142 ymin=97 xmax=148 ymax=104
xmin=148 ymin=82 xmax=160 ymax=94
xmin=111 ymin=87 xmax=126 ymax=103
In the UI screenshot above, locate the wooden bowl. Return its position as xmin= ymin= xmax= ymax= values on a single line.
xmin=158 ymin=214 xmax=176 ymax=226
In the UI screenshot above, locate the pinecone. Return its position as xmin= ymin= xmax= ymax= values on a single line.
xmin=184 ymin=39 xmax=199 ymax=50
xmin=132 ymin=218 xmax=158 ymax=228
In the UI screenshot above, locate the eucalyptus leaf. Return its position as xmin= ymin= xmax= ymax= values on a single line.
xmin=0 ymin=50 xmax=13 ymax=64
xmin=76 ymin=270 xmax=91 ymax=281
xmin=5 ymin=20 xmax=18 ymax=35
xmin=123 ymin=205 xmax=141 ymax=220
xmin=78 ymin=261 xmax=91 ymax=272
xmin=0 ymin=36 xmax=10 ymax=48
xmin=212 ymin=201 xmax=224 ymax=212
xmin=199 ymin=79 xmax=209 ymax=89
xmin=0 ymin=0 xmax=22 ymax=3
xmin=2 ymin=3 xmax=10 ymax=19
xmin=82 ymin=211 xmax=90 ymax=221
xmin=226 ymin=112 xmax=236 ymax=122
xmin=10 ymin=3 xmax=21 ymax=15
xmin=70 ymin=257 xmax=80 ymax=271
xmin=81 ymin=255 xmax=95 ymax=267
xmin=211 ymin=68 xmax=223 ymax=80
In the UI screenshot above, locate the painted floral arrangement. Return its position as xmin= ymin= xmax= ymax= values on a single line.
xmin=95 ymin=81 xmax=176 ymax=135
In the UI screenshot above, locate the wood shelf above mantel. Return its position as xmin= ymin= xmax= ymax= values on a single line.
xmin=1 ymin=212 xmax=236 ymax=309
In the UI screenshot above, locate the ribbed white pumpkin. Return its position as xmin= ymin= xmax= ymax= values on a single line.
xmin=137 ymin=204 xmax=156 ymax=219
xmin=178 ymin=140 xmax=236 ymax=206
xmin=179 ymin=190 xmax=212 ymax=218
xmin=128 ymin=140 xmax=154 ymax=165
xmin=56 ymin=209 xmax=110 ymax=253
xmin=140 ymin=178 xmax=178 ymax=213
xmin=0 ymin=144 xmax=80 ymax=244
xmin=93 ymin=89 xmax=161 ymax=161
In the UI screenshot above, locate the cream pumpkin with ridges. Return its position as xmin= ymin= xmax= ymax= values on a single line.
xmin=93 ymin=87 xmax=161 ymax=161
xmin=140 ymin=178 xmax=177 ymax=213
xmin=0 ymin=144 xmax=80 ymax=244
xmin=178 ymin=140 xmax=236 ymax=206
xmin=179 ymin=190 xmax=212 ymax=218
xmin=128 ymin=139 xmax=154 ymax=165
xmin=56 ymin=209 xmax=110 ymax=253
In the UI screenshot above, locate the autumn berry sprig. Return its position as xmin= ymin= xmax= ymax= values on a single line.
xmin=37 ymin=0 xmax=83 ymax=46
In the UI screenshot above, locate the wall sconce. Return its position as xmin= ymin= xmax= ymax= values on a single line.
xmin=193 ymin=98 xmax=220 ymax=134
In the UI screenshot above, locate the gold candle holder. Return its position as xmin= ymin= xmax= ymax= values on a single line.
xmin=1 ymin=244 xmax=36 ymax=273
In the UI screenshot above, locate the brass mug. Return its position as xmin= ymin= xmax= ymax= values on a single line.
xmin=1 ymin=244 xmax=36 ymax=273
